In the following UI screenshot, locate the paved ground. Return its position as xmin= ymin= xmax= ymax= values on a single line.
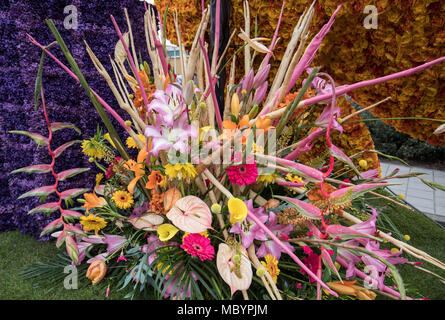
xmin=380 ymin=160 xmax=445 ymax=223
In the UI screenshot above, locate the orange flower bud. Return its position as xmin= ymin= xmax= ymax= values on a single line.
xmin=163 ymin=187 xmax=182 ymax=212
xmin=86 ymin=260 xmax=107 ymax=285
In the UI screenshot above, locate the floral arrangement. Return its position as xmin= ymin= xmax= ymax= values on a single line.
xmin=15 ymin=1 xmax=445 ymax=300
xmin=158 ymin=0 xmax=445 ymax=146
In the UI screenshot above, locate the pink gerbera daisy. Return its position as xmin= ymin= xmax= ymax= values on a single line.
xmin=180 ymin=233 xmax=215 ymax=261
xmin=226 ymin=162 xmax=258 ymax=186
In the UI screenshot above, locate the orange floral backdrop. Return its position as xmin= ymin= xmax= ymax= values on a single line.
xmin=156 ymin=0 xmax=444 ymax=153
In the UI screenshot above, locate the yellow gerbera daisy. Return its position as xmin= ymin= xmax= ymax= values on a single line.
xmin=81 ymin=139 xmax=106 ymax=159
xmin=112 ymin=190 xmax=134 ymax=209
xmin=80 ymin=214 xmax=107 ymax=234
xmin=261 ymin=254 xmax=280 ymax=284
xmin=285 ymin=174 xmax=307 ymax=194
xmin=164 ymin=163 xmax=197 ymax=180
xmin=126 ymin=134 xmax=146 ymax=149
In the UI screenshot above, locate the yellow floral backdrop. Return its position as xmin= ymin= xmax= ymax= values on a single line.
xmin=156 ymin=0 xmax=444 ymax=151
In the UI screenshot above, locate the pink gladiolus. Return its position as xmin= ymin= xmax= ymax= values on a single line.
xmin=166 ymin=196 xmax=212 ymax=233
xmin=216 ymin=243 xmax=253 ymax=295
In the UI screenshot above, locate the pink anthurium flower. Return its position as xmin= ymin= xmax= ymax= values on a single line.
xmin=166 ymin=196 xmax=212 ymax=233
xmin=216 ymin=243 xmax=252 ymax=295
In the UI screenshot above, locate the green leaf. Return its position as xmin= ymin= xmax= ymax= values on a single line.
xmin=57 ymin=168 xmax=90 ymax=181
xmin=60 ymin=188 xmax=90 ymax=200
xmin=50 ymin=122 xmax=81 ymax=134
xmin=27 ymin=202 xmax=60 ymax=215
xmin=10 ymin=164 xmax=51 ymax=175
xmin=18 ymin=186 xmax=56 ymax=200
xmin=9 ymin=130 xmax=48 ymax=147
xmin=34 ymin=50 xmax=46 ymax=110
xmin=53 ymin=140 xmax=82 ymax=158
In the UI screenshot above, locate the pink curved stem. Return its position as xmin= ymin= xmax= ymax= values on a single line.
xmin=246 ymin=211 xmax=339 ymax=297
xmin=27 ymin=34 xmax=130 ymax=132
xmin=263 ymin=1 xmax=285 ymax=66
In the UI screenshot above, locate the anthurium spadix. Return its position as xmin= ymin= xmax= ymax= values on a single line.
xmin=216 ymin=243 xmax=252 ymax=295
xmin=274 ymin=196 xmax=322 ymax=220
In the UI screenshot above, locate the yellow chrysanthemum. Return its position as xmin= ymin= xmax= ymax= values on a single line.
xmin=261 ymin=254 xmax=280 ymax=284
xmin=111 ymin=190 xmax=134 ymax=209
xmin=95 ymin=173 xmax=104 ymax=187
xmin=80 ymin=214 xmax=107 ymax=234
xmin=81 ymin=139 xmax=106 ymax=160
xmin=164 ymin=163 xmax=197 ymax=180
xmin=126 ymin=134 xmax=146 ymax=149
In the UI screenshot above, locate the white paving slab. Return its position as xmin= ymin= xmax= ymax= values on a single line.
xmin=379 ymin=160 xmax=445 ymax=220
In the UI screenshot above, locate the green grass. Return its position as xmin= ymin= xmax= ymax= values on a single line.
xmin=0 ymin=231 xmax=125 ymax=300
xmin=363 ymin=191 xmax=445 ymax=300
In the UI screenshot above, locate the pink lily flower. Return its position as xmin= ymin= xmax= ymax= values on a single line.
xmin=145 ymin=112 xmax=198 ymax=157
xmin=148 ymin=83 xmax=185 ymax=127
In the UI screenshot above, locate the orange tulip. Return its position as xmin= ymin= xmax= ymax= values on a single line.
xmin=221 ymin=115 xmax=251 ymax=144
xmin=82 ymin=193 xmax=107 ymax=213
xmin=255 ymin=115 xmax=274 ymax=132
xmin=86 ymin=260 xmax=107 ymax=285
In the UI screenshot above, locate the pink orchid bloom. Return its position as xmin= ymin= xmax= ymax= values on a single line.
xmin=230 ymin=200 xmax=269 ymax=249
xmin=256 ymin=211 xmax=294 ymax=260
xmin=145 ymin=112 xmax=198 ymax=157
xmin=216 ymin=243 xmax=253 ymax=295
xmin=166 ymin=196 xmax=212 ymax=233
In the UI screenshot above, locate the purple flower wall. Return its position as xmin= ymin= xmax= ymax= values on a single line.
xmin=0 ymin=0 xmax=154 ymax=240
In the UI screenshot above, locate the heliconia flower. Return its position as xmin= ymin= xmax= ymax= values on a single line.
xmin=129 ymin=213 xmax=164 ymax=231
xmin=166 ymin=196 xmax=212 ymax=233
xmin=230 ymin=200 xmax=269 ymax=249
xmin=145 ymin=112 xmax=198 ymax=157
xmin=274 ymin=195 xmax=322 ymax=220
xmin=226 ymin=162 xmax=258 ymax=186
xmin=360 ymin=169 xmax=379 ymax=180
xmin=328 ymin=182 xmax=389 ymax=205
xmin=228 ymin=197 xmax=248 ymax=225
xmin=180 ymin=233 xmax=215 ymax=261
xmin=253 ymin=64 xmax=271 ymax=89
xmin=216 ymin=243 xmax=253 ymax=295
